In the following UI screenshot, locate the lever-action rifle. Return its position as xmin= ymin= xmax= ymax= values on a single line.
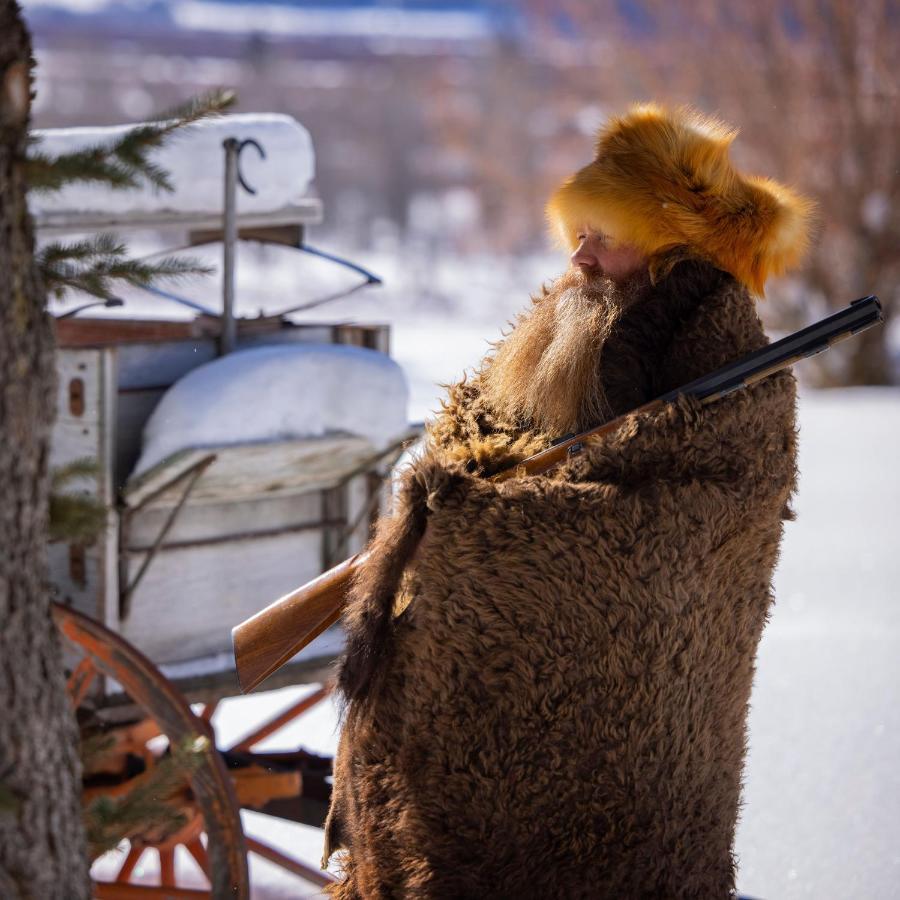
xmin=232 ymin=296 xmax=884 ymax=693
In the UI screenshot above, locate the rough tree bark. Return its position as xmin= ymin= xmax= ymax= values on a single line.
xmin=0 ymin=3 xmax=91 ymax=897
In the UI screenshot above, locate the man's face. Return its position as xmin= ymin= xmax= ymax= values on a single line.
xmin=570 ymin=227 xmax=647 ymax=283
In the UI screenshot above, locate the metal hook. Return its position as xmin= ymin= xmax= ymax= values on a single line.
xmin=230 ymin=138 xmax=266 ymax=195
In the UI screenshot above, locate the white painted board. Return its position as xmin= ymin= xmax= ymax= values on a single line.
xmin=120 ymin=529 xmax=323 ymax=663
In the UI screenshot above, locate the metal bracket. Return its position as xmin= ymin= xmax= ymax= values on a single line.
xmin=120 ymin=454 xmax=216 ymax=620
xmin=268 ymin=243 xmax=383 ymax=317
xmin=224 ymin=137 xmax=267 ymax=196
xmin=324 ymin=425 xmax=424 ymax=567
xmin=222 ymin=138 xmax=267 ymax=355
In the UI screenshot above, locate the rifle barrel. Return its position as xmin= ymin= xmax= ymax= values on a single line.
xmin=660 ymin=294 xmax=882 ymax=404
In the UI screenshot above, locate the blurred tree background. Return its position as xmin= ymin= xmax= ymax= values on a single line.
xmin=22 ymin=0 xmax=899 ymax=383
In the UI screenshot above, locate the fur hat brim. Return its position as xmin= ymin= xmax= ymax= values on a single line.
xmin=546 ymin=103 xmax=815 ymax=296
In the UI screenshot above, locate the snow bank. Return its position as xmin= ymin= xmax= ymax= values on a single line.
xmin=30 ymin=113 xmax=315 ymax=220
xmin=134 ymin=344 xmax=408 ymax=476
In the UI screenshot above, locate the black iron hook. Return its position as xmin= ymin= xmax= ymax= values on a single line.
xmin=225 ymin=137 xmax=267 ymax=195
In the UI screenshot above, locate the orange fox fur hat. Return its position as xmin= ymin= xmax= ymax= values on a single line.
xmin=546 ymin=102 xmax=815 ymax=296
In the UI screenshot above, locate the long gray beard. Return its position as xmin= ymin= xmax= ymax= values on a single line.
xmin=480 ymin=269 xmax=651 ymax=437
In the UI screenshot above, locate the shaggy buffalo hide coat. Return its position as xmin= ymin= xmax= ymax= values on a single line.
xmin=323 ymin=259 xmax=798 ymax=899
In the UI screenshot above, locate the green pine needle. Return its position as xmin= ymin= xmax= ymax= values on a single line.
xmin=49 ymin=458 xmax=106 ymax=544
xmin=26 ymin=148 xmax=139 ymax=193
xmin=38 ymin=235 xmax=214 ymax=301
xmin=26 ymin=87 xmax=236 ymax=195
xmin=40 ymin=234 xmax=126 ymax=266
xmin=83 ymin=736 xmax=210 ymax=860
xmin=150 ymin=89 xmax=237 ymax=133
xmin=51 ymin=457 xmax=100 ymax=489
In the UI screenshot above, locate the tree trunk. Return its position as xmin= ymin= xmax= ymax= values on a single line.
xmin=0 ymin=3 xmax=90 ymax=897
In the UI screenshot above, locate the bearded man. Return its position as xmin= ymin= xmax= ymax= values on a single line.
xmin=323 ymin=103 xmax=813 ymax=899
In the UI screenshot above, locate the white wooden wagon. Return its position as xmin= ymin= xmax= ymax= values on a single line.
xmin=37 ymin=114 xmax=413 ymax=898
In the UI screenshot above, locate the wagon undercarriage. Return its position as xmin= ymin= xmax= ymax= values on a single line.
xmin=59 ymin=602 xmax=337 ymax=896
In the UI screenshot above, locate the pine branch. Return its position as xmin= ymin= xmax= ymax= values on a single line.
xmin=83 ymin=736 xmax=210 ymax=860
xmin=26 ymin=88 xmax=236 ymax=194
xmin=27 ymin=89 xmax=231 ymax=306
xmin=51 ymin=457 xmax=101 ymax=489
xmin=135 ymin=88 xmax=237 ymax=142
xmin=48 ymin=495 xmax=106 ymax=544
xmin=38 ymin=234 xmax=214 ymax=301
xmin=49 ymin=458 xmax=105 ymax=544
xmin=24 ymin=149 xmax=137 ymax=193
xmin=40 ymin=233 xmax=125 ymax=267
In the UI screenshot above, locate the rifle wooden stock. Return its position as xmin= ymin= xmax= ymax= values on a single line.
xmin=232 ymin=295 xmax=883 ymax=693
xmin=233 ymin=551 xmax=367 ymax=693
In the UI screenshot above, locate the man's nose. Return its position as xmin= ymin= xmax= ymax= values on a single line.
xmin=571 ymin=242 xmax=599 ymax=271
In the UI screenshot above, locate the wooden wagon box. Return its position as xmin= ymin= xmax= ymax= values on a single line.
xmin=33 ymin=112 xmax=416 ymax=893
xmin=49 ymin=318 xmax=397 ymax=698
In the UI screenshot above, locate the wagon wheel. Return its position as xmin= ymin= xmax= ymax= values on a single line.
xmin=208 ymin=683 xmax=338 ymax=890
xmin=53 ymin=603 xmax=250 ymax=899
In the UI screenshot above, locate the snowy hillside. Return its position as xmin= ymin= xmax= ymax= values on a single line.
xmin=21 ymin=0 xmax=516 ymax=44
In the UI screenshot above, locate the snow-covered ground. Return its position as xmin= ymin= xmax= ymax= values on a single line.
xmin=735 ymin=388 xmax=900 ymax=900
xmin=66 ymin=239 xmax=897 ymax=898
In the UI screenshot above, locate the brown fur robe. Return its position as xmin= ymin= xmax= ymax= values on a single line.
xmin=323 ymin=258 xmax=798 ymax=899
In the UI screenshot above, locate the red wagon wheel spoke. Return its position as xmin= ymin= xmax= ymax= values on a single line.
xmin=54 ymin=603 xmax=249 ymax=899
xmin=223 ymin=682 xmax=338 ymax=888
xmin=67 ymin=655 xmax=98 ymax=707
xmin=228 ymin=683 xmax=333 ymax=752
xmin=185 ymin=837 xmax=209 ymax=875
xmin=245 ymin=836 xmax=334 ymax=888
xmin=159 ymin=847 xmax=176 ymax=887
xmin=115 ymin=844 xmax=145 ymax=882
xmin=198 ymin=699 xmax=219 ymax=723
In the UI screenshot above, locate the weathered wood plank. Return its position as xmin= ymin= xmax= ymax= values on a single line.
xmin=120 ymin=530 xmax=323 ymax=663
xmin=48 ymin=349 xmax=118 ymax=629
xmin=124 ymin=490 xmax=324 ymax=549
xmin=123 ymin=435 xmax=380 ymax=507
xmin=57 ymin=319 xmax=200 ymax=348
xmin=34 ymin=199 xmax=323 ymax=235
